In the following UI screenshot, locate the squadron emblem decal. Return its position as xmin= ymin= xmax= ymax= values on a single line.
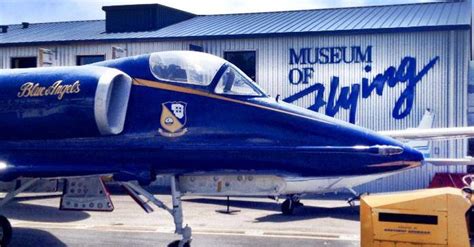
xmin=159 ymin=101 xmax=188 ymax=137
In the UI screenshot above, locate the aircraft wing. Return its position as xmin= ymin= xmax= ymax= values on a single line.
xmin=425 ymin=157 xmax=474 ymax=166
xmin=378 ymin=127 xmax=474 ymax=141
xmin=377 ymin=109 xmax=474 ymax=141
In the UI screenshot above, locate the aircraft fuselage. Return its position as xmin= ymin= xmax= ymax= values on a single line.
xmin=0 ymin=52 xmax=423 ymax=183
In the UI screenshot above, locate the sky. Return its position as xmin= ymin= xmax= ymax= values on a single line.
xmin=1 ymin=0 xmax=444 ymax=25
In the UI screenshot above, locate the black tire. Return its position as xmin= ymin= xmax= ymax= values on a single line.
xmin=0 ymin=216 xmax=12 ymax=247
xmin=168 ymin=240 xmax=191 ymax=247
xmin=281 ymin=199 xmax=294 ymax=215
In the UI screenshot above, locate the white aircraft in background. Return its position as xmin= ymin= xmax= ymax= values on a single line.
xmin=178 ymin=109 xmax=474 ymax=215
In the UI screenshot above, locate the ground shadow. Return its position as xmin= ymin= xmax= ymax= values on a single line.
xmin=9 ymin=227 xmax=66 ymax=247
xmin=183 ymin=197 xmax=279 ymax=211
xmin=13 ymin=194 xmax=62 ymax=202
xmin=254 ymin=204 xmax=360 ymax=223
xmin=183 ymin=197 xmax=359 ymax=222
xmin=1 ymin=201 xmax=90 ymax=223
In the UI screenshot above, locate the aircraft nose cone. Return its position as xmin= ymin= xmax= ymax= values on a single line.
xmin=360 ymin=143 xmax=423 ymax=175
xmin=360 ymin=130 xmax=424 ymax=172
xmin=401 ymin=144 xmax=424 ymax=163
xmin=371 ymin=144 xmax=423 ymax=164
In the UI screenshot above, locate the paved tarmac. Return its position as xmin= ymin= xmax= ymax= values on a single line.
xmin=1 ymin=192 xmax=360 ymax=246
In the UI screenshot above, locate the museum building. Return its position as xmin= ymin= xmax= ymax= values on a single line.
xmin=0 ymin=1 xmax=472 ymax=192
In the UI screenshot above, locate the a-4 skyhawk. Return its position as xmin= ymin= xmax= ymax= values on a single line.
xmin=0 ymin=51 xmax=456 ymax=246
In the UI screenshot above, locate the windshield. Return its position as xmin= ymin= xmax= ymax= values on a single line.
xmin=215 ymin=65 xmax=264 ymax=96
xmin=149 ymin=51 xmax=225 ymax=86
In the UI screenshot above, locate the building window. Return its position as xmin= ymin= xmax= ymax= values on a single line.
xmin=11 ymin=57 xmax=37 ymax=68
xmin=76 ymin=55 xmax=105 ymax=65
xmin=224 ymin=51 xmax=256 ymax=82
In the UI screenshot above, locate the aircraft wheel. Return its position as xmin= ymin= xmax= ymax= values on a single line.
xmin=168 ymin=240 xmax=191 ymax=247
xmin=0 ymin=215 xmax=12 ymax=246
xmin=281 ymin=199 xmax=294 ymax=215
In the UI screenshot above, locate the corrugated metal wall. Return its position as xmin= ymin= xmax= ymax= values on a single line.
xmin=468 ymin=61 xmax=474 ymax=125
xmin=0 ymin=29 xmax=469 ymax=192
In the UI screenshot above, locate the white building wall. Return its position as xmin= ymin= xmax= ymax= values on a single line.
xmin=0 ymin=29 xmax=469 ymax=192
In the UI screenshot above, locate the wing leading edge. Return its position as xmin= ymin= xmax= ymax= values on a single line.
xmin=425 ymin=158 xmax=474 ymax=166
xmin=379 ymin=127 xmax=474 ymax=141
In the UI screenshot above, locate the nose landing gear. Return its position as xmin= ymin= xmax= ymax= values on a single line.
xmin=281 ymin=195 xmax=303 ymax=215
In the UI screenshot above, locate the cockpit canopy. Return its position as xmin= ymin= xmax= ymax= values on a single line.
xmin=149 ymin=51 xmax=265 ymax=96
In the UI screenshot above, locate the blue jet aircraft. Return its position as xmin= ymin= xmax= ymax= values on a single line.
xmin=0 ymin=51 xmax=438 ymax=246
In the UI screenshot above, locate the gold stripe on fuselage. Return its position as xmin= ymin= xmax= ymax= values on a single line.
xmin=132 ymin=78 xmax=322 ymax=122
xmin=133 ymin=78 xmax=246 ymax=105
xmin=366 ymin=161 xmax=421 ymax=170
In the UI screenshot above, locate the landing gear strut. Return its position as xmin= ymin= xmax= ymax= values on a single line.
xmin=281 ymin=195 xmax=303 ymax=215
xmin=346 ymin=187 xmax=367 ymax=207
xmin=122 ymin=177 xmax=192 ymax=247
xmin=215 ymin=196 xmax=241 ymax=215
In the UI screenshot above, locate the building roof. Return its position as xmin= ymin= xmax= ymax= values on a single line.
xmin=0 ymin=1 xmax=471 ymax=46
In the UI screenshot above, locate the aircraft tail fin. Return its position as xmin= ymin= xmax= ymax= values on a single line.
xmin=417 ymin=108 xmax=435 ymax=129
xmin=406 ymin=109 xmax=434 ymax=158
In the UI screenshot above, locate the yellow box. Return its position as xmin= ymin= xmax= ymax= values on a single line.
xmin=360 ymin=188 xmax=471 ymax=247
